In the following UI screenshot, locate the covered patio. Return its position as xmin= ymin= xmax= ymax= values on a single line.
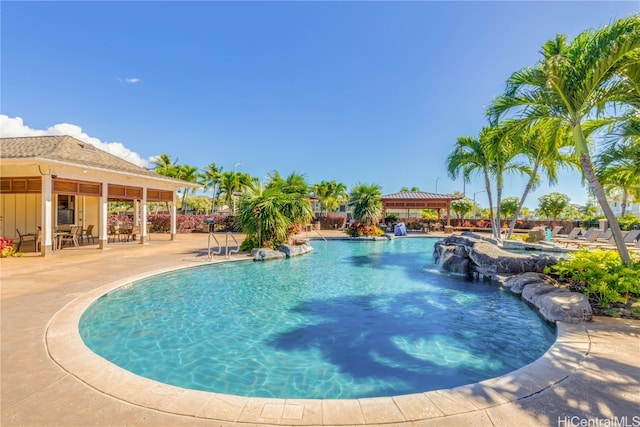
xmin=0 ymin=135 xmax=198 ymax=256
xmin=381 ymin=191 xmax=463 ymax=226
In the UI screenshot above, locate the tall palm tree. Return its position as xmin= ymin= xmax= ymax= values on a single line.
xmin=596 ymin=135 xmax=640 ymax=216
xmin=219 ymin=171 xmax=253 ymax=215
xmin=348 ymin=183 xmax=383 ymax=226
xmin=150 ymin=153 xmax=178 ymax=177
xmin=503 ymin=121 xmax=576 ymax=238
xmin=174 ymin=164 xmax=200 ymax=213
xmin=313 ymin=180 xmax=348 ymax=216
xmin=446 ymin=129 xmax=499 ymax=238
xmin=488 ymin=15 xmax=640 ymax=265
xmin=482 ymin=122 xmax=530 ymax=237
xmin=200 ymin=163 xmax=223 ymax=214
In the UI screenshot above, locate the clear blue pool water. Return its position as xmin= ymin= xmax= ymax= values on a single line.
xmin=80 ymin=238 xmax=556 ymax=399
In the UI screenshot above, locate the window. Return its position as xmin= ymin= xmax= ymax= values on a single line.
xmin=57 ymin=195 xmax=76 ymax=225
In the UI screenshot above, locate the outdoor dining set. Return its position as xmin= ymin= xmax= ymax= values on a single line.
xmin=15 ymin=223 xmax=146 ymax=253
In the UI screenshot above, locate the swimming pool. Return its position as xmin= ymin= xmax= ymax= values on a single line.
xmin=79 ymin=238 xmax=556 ymax=399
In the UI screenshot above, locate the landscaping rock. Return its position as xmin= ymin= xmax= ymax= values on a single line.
xmin=252 ymin=242 xmax=314 ymax=261
xmin=434 ymin=234 xmax=592 ymax=323
xmin=278 ymin=242 xmax=314 ymax=257
xmin=251 ymin=248 xmax=286 ymax=261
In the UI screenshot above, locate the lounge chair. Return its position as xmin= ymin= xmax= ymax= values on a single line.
xmin=551 ymin=226 xmax=564 ymax=237
xmin=553 ymin=227 xmax=583 ymax=243
xmin=594 ymin=228 xmax=613 ymax=243
xmin=563 ymin=228 xmax=601 ymax=248
xmin=582 ymin=230 xmax=639 ymax=250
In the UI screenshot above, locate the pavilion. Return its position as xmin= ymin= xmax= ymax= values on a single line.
xmin=0 ymin=135 xmax=199 ymax=256
xmin=381 ymin=191 xmax=463 ymax=225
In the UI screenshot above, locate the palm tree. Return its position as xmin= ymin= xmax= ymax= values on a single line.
xmin=488 ymin=15 xmax=640 ymax=265
xmin=313 ymin=180 xmax=347 ymax=216
xmin=446 ymin=129 xmax=499 ymax=238
xmin=348 ymin=183 xmax=383 ymax=226
xmin=596 ymin=134 xmax=640 ymax=216
xmin=237 ymin=176 xmax=313 ymax=249
xmin=174 ymin=164 xmax=200 ymax=213
xmin=219 ymin=171 xmax=252 ymax=215
xmin=150 ymin=153 xmax=178 ymax=177
xmin=503 ymin=122 xmax=576 ymax=238
xmin=482 ymin=122 xmax=530 ymax=237
xmin=200 ymin=163 xmax=223 ymax=214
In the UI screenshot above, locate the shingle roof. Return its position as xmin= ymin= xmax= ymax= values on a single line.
xmin=0 ymin=135 xmax=189 ymax=185
xmin=382 ymin=191 xmax=459 ymax=200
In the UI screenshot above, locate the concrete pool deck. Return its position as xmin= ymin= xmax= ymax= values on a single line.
xmin=1 ymin=231 xmax=638 ymax=426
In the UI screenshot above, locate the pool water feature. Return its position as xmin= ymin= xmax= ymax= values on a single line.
xmin=80 ymin=238 xmax=556 ymax=399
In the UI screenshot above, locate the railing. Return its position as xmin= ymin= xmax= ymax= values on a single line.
xmin=207 ymin=232 xmax=221 ymax=259
xmin=208 ymin=232 xmax=240 ymax=259
xmin=226 ymin=232 xmax=239 ymax=257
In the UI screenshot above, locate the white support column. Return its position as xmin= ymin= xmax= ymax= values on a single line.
xmin=170 ymin=198 xmax=177 ymax=241
xmin=98 ymin=182 xmax=108 ymax=249
xmin=140 ymin=191 xmax=148 ymax=244
xmin=41 ymin=175 xmax=53 ymax=256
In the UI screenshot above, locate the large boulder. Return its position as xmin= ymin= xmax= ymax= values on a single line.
xmin=278 ymin=242 xmax=314 ymax=257
xmin=252 ymin=242 xmax=314 ymax=261
xmin=434 ymin=234 xmax=592 ymax=323
xmin=434 ymin=234 xmax=558 ymax=279
xmin=251 ymin=248 xmax=286 ymax=261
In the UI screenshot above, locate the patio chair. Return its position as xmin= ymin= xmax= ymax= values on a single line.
xmin=59 ymin=226 xmax=80 ymax=248
xmin=108 ymin=225 xmax=121 ymax=243
xmin=15 ymin=228 xmax=37 ymax=252
xmin=81 ymin=224 xmax=95 ymax=244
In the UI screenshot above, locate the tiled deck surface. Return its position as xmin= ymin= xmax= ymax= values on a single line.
xmin=2 ymin=231 xmax=639 ymax=426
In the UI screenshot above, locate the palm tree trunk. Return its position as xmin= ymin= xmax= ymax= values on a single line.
xmin=579 ymin=154 xmax=632 ymax=266
xmin=483 ymin=173 xmax=498 ymax=239
xmin=572 ymin=125 xmax=632 ymax=266
xmin=507 ymin=162 xmax=539 ymax=239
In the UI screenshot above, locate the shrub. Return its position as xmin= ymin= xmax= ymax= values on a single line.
xmin=1 ymin=237 xmax=17 ymax=257
xmin=617 ymin=214 xmax=640 ymax=231
xmin=546 ymin=249 xmax=640 ymax=308
xmin=344 ymin=222 xmax=384 ymax=237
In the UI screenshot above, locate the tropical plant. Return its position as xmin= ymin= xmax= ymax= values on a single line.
xmin=451 ymin=198 xmax=474 ymax=219
xmin=617 ymin=213 xmax=640 ymax=231
xmin=200 ymin=163 xmax=223 ymax=214
xmin=546 ymin=249 xmax=640 ymax=308
xmin=174 ymin=164 xmax=200 ymax=213
xmin=447 ymin=130 xmax=498 ymax=237
xmin=488 ymin=15 xmax=640 ymax=265
xmin=538 ymin=192 xmax=571 ymax=220
xmin=500 ymin=196 xmax=520 ymax=220
xmin=348 ymin=183 xmax=383 ymax=230
xmin=219 ymin=171 xmax=253 ymax=215
xmin=313 ymin=180 xmax=348 ymax=216
xmin=502 ymin=122 xmax=576 ymax=238
xmin=596 ymin=135 xmax=640 ymax=216
xmin=237 ymin=177 xmax=313 ymax=249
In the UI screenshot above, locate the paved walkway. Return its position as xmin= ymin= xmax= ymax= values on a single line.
xmin=1 ymin=232 xmax=638 ymax=426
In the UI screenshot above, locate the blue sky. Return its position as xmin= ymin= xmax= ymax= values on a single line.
xmin=2 ymin=1 xmax=638 ymax=209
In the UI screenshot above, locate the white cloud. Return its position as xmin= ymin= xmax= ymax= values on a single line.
xmin=0 ymin=115 xmax=150 ymax=168
xmin=118 ymin=77 xmax=141 ymax=84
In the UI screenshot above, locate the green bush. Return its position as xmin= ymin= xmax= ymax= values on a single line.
xmin=546 ymin=249 xmax=640 ymax=308
xmin=617 ymin=214 xmax=640 ymax=231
